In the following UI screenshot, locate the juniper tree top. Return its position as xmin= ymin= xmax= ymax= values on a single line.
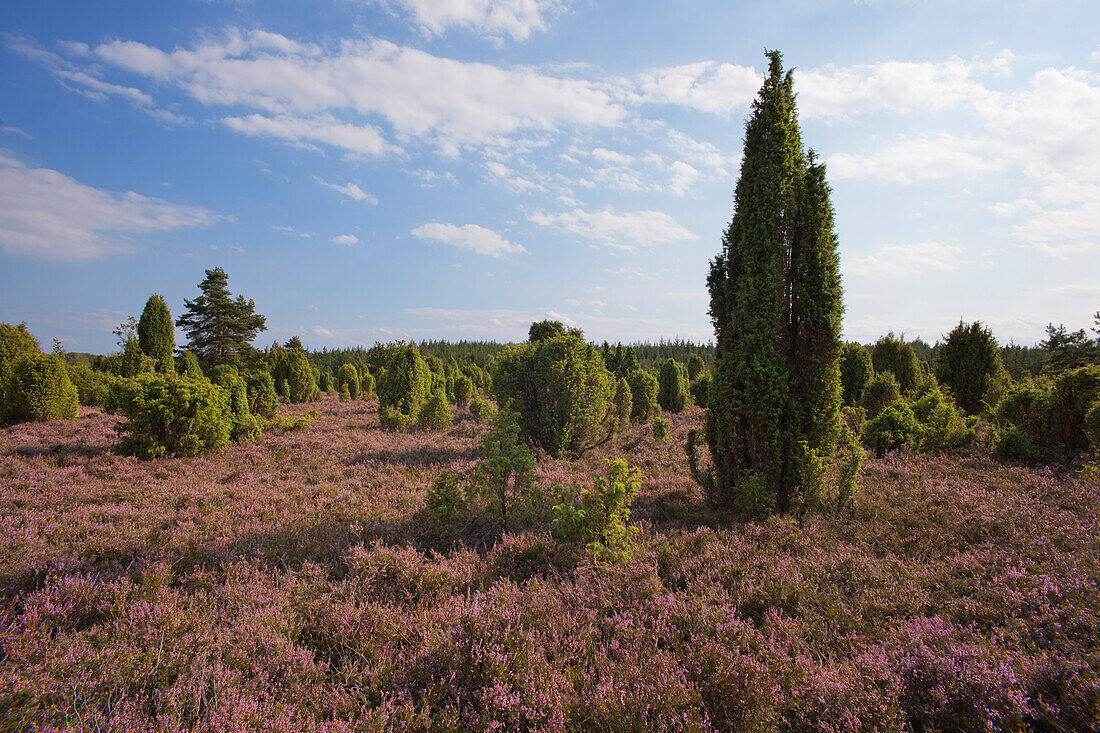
xmin=689 ymin=51 xmax=844 ymax=516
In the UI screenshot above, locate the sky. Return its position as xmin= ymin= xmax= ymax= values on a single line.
xmin=2 ymin=0 xmax=1099 ymax=354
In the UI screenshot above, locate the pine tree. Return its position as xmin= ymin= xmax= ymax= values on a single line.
xmin=176 ymin=268 xmax=266 ymax=368
xmin=935 ymin=320 xmax=1005 ymax=415
xmin=693 ymin=51 xmax=843 ymax=516
xmin=137 ymin=294 xmax=175 ymax=373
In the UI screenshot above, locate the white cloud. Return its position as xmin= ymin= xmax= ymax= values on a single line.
xmin=827 ymin=133 xmax=1009 ymax=184
xmin=375 ymin=0 xmax=566 ymax=41
xmin=272 ymin=225 xmax=313 ymax=238
xmin=318 ymin=179 xmax=379 ymax=203
xmin=223 ymin=114 xmax=397 ymax=156
xmin=311 ymin=325 xmax=334 ymax=338
xmin=638 ymin=61 xmax=761 ymax=115
xmin=485 ymin=161 xmax=545 ymax=192
xmin=0 ymin=152 xmax=217 ymax=261
xmin=668 ymin=161 xmax=701 ymax=196
xmin=332 ymin=234 xmax=360 ymax=246
xmin=846 ymin=242 xmax=968 ymax=279
xmin=79 ymin=30 xmax=622 ymax=154
xmin=530 ymin=208 xmax=696 ymax=249
xmin=410 ymin=222 xmax=525 ymax=257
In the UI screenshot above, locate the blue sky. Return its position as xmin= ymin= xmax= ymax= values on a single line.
xmin=2 ymin=0 xmax=1098 ymax=354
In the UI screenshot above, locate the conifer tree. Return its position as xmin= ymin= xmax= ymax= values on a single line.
xmin=935 ymin=320 xmax=1005 ymax=415
xmin=176 ymin=268 xmax=266 ymax=368
xmin=137 ymin=294 xmax=175 ymax=373
xmin=692 ymin=51 xmax=843 ymax=516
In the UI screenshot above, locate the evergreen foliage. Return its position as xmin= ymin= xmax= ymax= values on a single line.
xmin=687 ymin=353 xmax=706 ymax=382
xmin=337 ymin=363 xmax=360 ymax=400
xmin=379 ymin=343 xmax=432 ymax=425
xmin=871 ymin=334 xmax=920 ymax=394
xmin=210 ymin=365 xmax=261 ymax=442
xmin=176 ymin=267 xmax=266 ymax=368
xmin=108 ymin=373 xmax=232 ymax=459
xmin=861 ymin=372 xmax=902 ymax=418
xmin=66 ymin=362 xmax=110 ymax=407
xmin=698 ymin=51 xmax=844 ymax=516
xmin=472 ymin=410 xmax=535 ymax=526
xmin=285 ymin=350 xmax=319 ymax=404
xmin=118 ymin=337 xmax=155 ymax=378
xmin=426 ymin=471 xmax=466 ymax=527
xmin=1040 ymin=323 xmax=1098 ymax=373
xmin=992 ymin=366 xmax=1100 ymax=461
xmin=690 ymin=373 xmax=711 ymax=409
xmin=137 ymin=294 xmax=175 ymax=373
xmin=627 ymin=369 xmax=659 ymax=424
xmin=244 ymin=369 xmax=277 ymax=419
xmin=861 ymin=401 xmax=919 ymax=458
xmin=361 ymin=371 xmax=375 ymax=399
xmin=658 ymin=358 xmax=690 ymax=413
xmin=552 ymin=459 xmax=641 ymax=562
xmin=935 ymin=321 xmax=1006 ymax=415
xmin=454 ymin=374 xmax=474 ymax=410
xmin=177 ymin=350 xmax=204 ymax=379
xmin=528 ymin=320 xmax=567 ymax=343
xmin=839 ymin=342 xmax=874 ymax=406
xmin=2 ymin=353 xmax=78 ymax=424
xmin=491 ymin=328 xmax=615 ymax=458
xmin=418 ymin=390 xmax=454 ymax=431
xmin=612 ymin=377 xmax=632 ymax=431
xmin=0 ymin=322 xmax=41 ymax=387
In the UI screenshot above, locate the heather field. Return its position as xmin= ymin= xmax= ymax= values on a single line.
xmin=2 ymin=397 xmax=1099 ymax=732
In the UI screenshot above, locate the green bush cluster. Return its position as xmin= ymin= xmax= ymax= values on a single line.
xmin=379 ymin=344 xmax=432 ymax=429
xmin=627 ymin=369 xmax=659 ymax=424
xmin=2 ymin=353 xmax=79 ymax=423
xmin=108 ymin=373 xmax=233 ymax=459
xmin=552 ymin=459 xmax=641 ymax=562
xmin=209 ymin=365 xmax=262 ymax=442
xmin=285 ymin=350 xmax=320 ymax=404
xmin=658 ymin=358 xmax=691 ymax=413
xmin=839 ymin=342 xmax=874 ymax=407
xmin=992 ymin=365 xmax=1100 ymax=462
xmin=337 ymin=363 xmax=360 ymax=400
xmin=137 ymin=294 xmax=175 ymax=374
xmin=861 ymin=383 xmax=975 ymax=457
xmin=418 ymin=390 xmax=453 ymax=430
xmin=492 ymin=329 xmax=614 ymax=458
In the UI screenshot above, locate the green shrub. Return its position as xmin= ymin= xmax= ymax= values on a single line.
xmin=379 ymin=405 xmax=414 ymax=431
xmin=137 ymin=294 xmax=175 ymax=373
xmin=687 ymin=353 xmax=706 ymax=381
xmin=862 ymin=400 xmax=918 ymax=457
xmin=67 ymin=362 xmax=110 ymax=408
xmin=337 ymin=363 xmax=360 ymax=400
xmin=108 ymin=373 xmax=231 ymax=458
xmin=468 ymin=394 xmax=497 ymax=423
xmin=911 ymin=385 xmax=974 ymax=452
xmin=244 ymin=369 xmax=277 ymax=419
xmin=491 ymin=330 xmax=614 ymax=458
xmin=285 ymin=350 xmax=318 ymax=404
xmin=361 ymin=371 xmax=375 ymax=399
xmin=339 ymin=383 xmax=352 ymax=402
xmin=118 ymin=337 xmax=155 ymax=378
xmin=418 ymin=390 xmax=454 ymax=431
xmin=379 ymin=343 xmax=432 ymax=427
xmin=839 ymin=342 xmax=873 ymax=406
xmin=612 ymin=377 xmax=632 ymax=431
xmin=1084 ymin=400 xmax=1100 ymax=453
xmin=993 ymin=425 xmax=1040 ymax=465
xmin=210 ymin=366 xmax=261 ymax=442
xmin=658 ymin=358 xmax=690 ymax=413
xmin=454 ymin=374 xmax=474 ymax=410
xmin=861 ymin=372 xmax=901 ymax=418
xmin=269 ymin=409 xmax=318 ymax=433
xmin=177 ymin=350 xmax=203 ymax=379
xmin=552 ymin=459 xmax=641 ymax=562
xmin=473 ymin=410 xmax=535 ymax=526
xmin=992 ymin=367 xmax=1100 ymax=461
xmin=0 ymin=322 xmax=41 ymax=387
xmin=871 ymin=333 xmax=920 ymax=394
xmin=627 ymin=369 xmax=659 ymax=424
xmin=3 ymin=353 xmax=78 ymax=423
xmin=935 ymin=320 xmax=1006 ymax=415
xmin=653 ymin=415 xmax=670 ymax=443
xmin=426 ymin=471 xmax=466 ymax=527
xmin=690 ymin=373 xmax=711 ymax=409
xmin=1047 ymin=365 xmax=1100 ymax=455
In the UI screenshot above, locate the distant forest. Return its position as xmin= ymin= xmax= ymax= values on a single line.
xmin=64 ymin=336 xmax=1049 ymax=380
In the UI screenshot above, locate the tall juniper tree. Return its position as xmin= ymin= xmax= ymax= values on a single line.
xmin=688 ymin=51 xmax=843 ymax=516
xmin=137 ymin=294 xmax=175 ymax=373
xmin=176 ymin=268 xmax=266 ymax=369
